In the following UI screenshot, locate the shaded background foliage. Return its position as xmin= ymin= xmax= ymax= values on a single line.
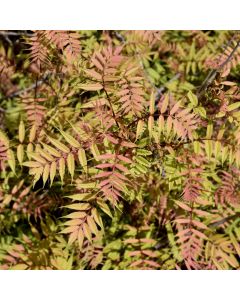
xmin=0 ymin=30 xmax=240 ymax=270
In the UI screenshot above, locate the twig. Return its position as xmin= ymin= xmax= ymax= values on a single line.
xmin=155 ymin=73 xmax=181 ymax=101
xmin=197 ymin=39 xmax=240 ymax=99
xmin=0 ymin=31 xmax=33 ymax=37
xmin=209 ymin=213 xmax=240 ymax=228
xmin=2 ymin=73 xmax=50 ymax=99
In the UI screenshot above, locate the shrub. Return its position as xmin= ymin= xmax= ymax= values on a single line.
xmin=0 ymin=30 xmax=240 ymax=270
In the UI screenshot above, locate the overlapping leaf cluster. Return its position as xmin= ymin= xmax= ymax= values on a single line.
xmin=0 ymin=30 xmax=240 ymax=270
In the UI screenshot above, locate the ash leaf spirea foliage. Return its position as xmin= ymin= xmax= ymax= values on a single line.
xmin=0 ymin=30 xmax=240 ymax=270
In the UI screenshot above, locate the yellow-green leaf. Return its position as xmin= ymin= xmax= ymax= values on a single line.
xmin=205 ymin=140 xmax=212 ymax=159
xmin=66 ymin=193 xmax=93 ymax=201
xmin=50 ymin=161 xmax=57 ymax=186
xmin=59 ymin=157 xmax=65 ymax=184
xmin=79 ymin=83 xmax=103 ymax=91
xmin=66 ymin=203 xmax=91 ymax=210
xmin=90 ymin=143 xmax=100 ymax=161
xmin=97 ymin=200 xmax=113 ymax=218
xmin=23 ymin=161 xmax=42 ymax=168
xmin=18 ymin=121 xmax=25 ymax=143
xmin=68 ymin=230 xmax=78 ymax=245
xmin=29 ymin=124 xmax=37 ymax=142
xmin=28 ymin=152 xmax=47 ymax=164
xmin=78 ymin=148 xmax=87 ymax=172
xmin=48 ymin=136 xmax=70 ymax=153
xmin=158 ymin=115 xmax=164 ymax=134
xmin=7 ymin=149 xmax=15 ymax=173
xmin=136 ymin=119 xmax=144 ymax=140
xmin=149 ymin=91 xmax=155 ymax=115
xmin=60 ymin=130 xmax=81 ymax=148
xmin=43 ymin=164 xmax=50 ymax=186
xmin=187 ymin=90 xmax=198 ymax=106
xmin=17 ymin=144 xmax=24 ymax=165
xmin=161 ymin=93 xmax=169 ymax=114
xmin=87 ymin=216 xmax=98 ymax=235
xmin=227 ymin=102 xmax=240 ymax=112
xmin=67 ymin=153 xmax=75 ymax=180
xmin=206 ymin=123 xmax=213 ymax=139
xmin=82 ymin=223 xmax=92 ymax=242
xmin=41 ymin=142 xmax=61 ymax=158
xmin=148 ymin=116 xmax=154 ymax=138
xmin=92 ymin=208 xmax=103 ymax=229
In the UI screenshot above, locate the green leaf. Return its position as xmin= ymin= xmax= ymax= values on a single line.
xmin=227 ymin=102 xmax=240 ymax=112
xmin=187 ymin=90 xmax=198 ymax=107
xmin=66 ymin=193 xmax=93 ymax=201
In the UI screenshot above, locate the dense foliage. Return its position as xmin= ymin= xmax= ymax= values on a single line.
xmin=0 ymin=30 xmax=240 ymax=270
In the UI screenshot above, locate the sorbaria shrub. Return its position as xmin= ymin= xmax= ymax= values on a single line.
xmin=0 ymin=30 xmax=240 ymax=270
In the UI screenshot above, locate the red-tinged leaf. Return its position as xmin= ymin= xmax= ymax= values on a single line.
xmin=117 ymin=155 xmax=132 ymax=164
xmin=78 ymin=228 xmax=84 ymax=250
xmin=82 ymin=223 xmax=92 ymax=242
xmin=176 ymin=107 xmax=191 ymax=118
xmin=175 ymin=200 xmax=192 ymax=212
xmin=139 ymin=238 xmax=156 ymax=244
xmin=192 ymin=220 xmax=208 ymax=230
xmin=174 ymin=218 xmax=191 ymax=224
xmin=176 ymin=229 xmax=191 ymax=237
xmin=98 ymin=153 xmax=116 ymax=160
xmin=96 ymin=163 xmax=114 ymax=169
xmin=114 ymin=171 xmax=128 ymax=181
xmin=99 ymin=179 xmax=111 ymax=187
xmin=166 ymin=116 xmax=173 ymax=135
xmin=170 ymin=101 xmax=181 ymax=115
xmin=105 ymin=135 xmax=119 ymax=144
xmin=91 ymin=57 xmax=103 ymax=71
xmin=115 ymin=164 xmax=128 ymax=172
xmin=95 ymin=52 xmax=106 ymax=66
xmin=119 ymin=95 xmax=130 ymax=103
xmin=60 ymin=226 xmax=79 ymax=234
xmin=195 ymin=198 xmax=210 ymax=205
xmin=120 ymin=141 xmax=137 ymax=148
xmin=173 ymin=119 xmax=186 ymax=138
xmin=114 ymin=46 xmax=123 ymax=55
xmin=102 ymin=188 xmax=119 ymax=201
xmin=3 ymin=255 xmax=16 ymax=263
xmin=124 ymin=238 xmax=139 ymax=244
xmin=128 ymin=250 xmax=141 ymax=257
xmin=143 ymin=260 xmax=160 ymax=268
xmin=68 ymin=230 xmax=78 ymax=245
xmin=7 ymin=250 xmax=20 ymax=258
xmin=95 ymin=171 xmax=113 ymax=178
xmin=84 ymin=69 xmax=102 ymax=80
xmin=191 ymin=229 xmax=208 ymax=240
xmin=130 ymin=260 xmax=144 ymax=267
xmin=131 ymin=94 xmax=145 ymax=103
xmin=142 ymin=250 xmax=158 ymax=258
xmin=193 ymin=209 xmax=210 ymax=217
xmin=160 ymin=94 xmax=169 ymax=114
xmin=117 ymin=89 xmax=129 ymax=97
